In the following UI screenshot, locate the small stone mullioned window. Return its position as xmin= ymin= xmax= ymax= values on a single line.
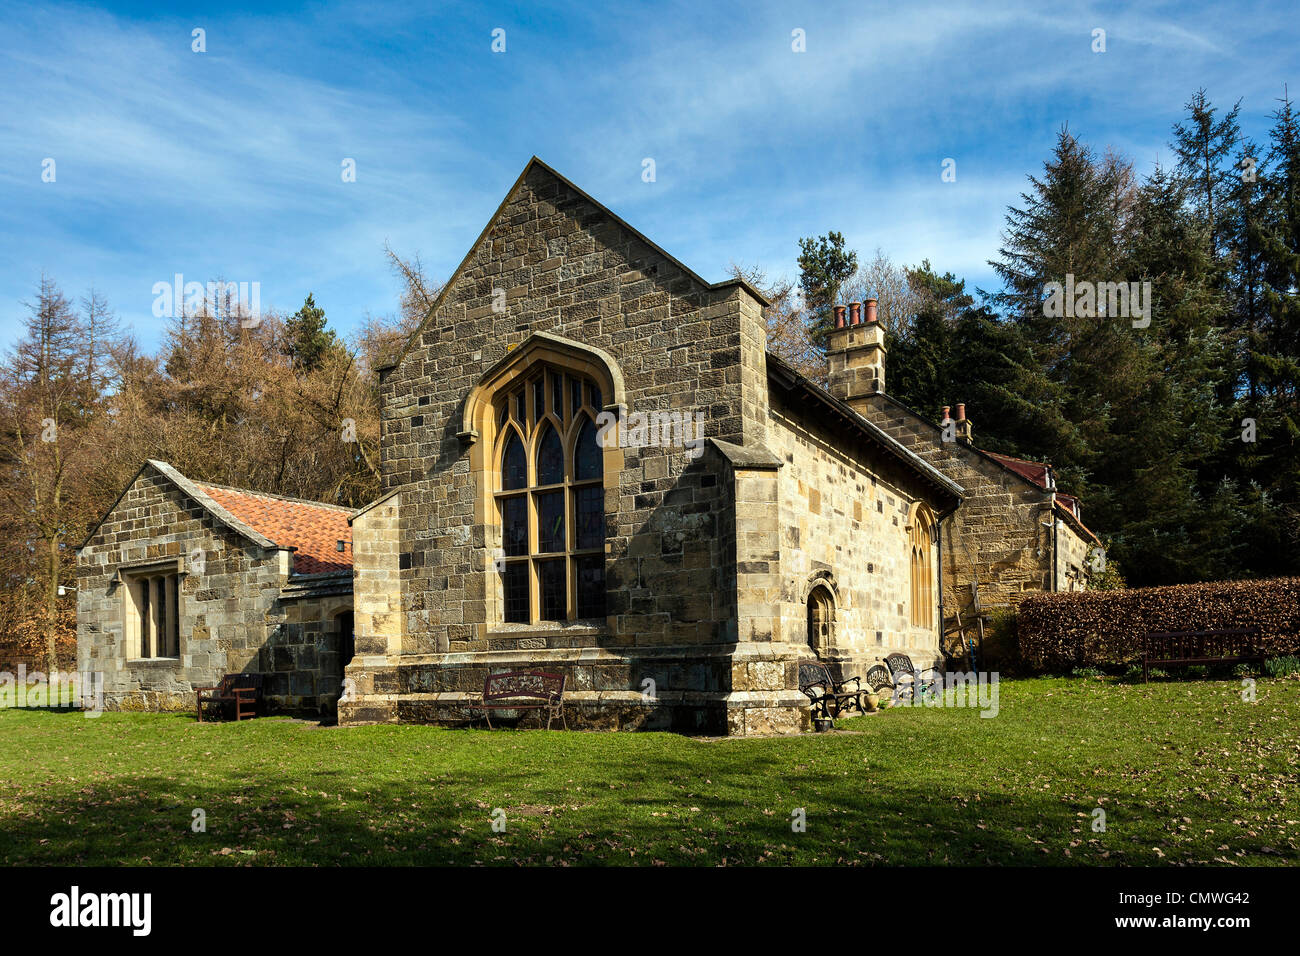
xmin=123 ymin=569 xmax=181 ymax=659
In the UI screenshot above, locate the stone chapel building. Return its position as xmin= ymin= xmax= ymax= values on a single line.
xmin=77 ymin=157 xmax=1096 ymax=735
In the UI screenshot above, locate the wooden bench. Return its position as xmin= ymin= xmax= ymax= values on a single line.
xmin=479 ymin=671 xmax=567 ymax=730
xmin=798 ymin=661 xmax=864 ymax=719
xmin=196 ymin=674 xmax=262 ymax=722
xmin=1143 ymin=628 xmax=1263 ymax=681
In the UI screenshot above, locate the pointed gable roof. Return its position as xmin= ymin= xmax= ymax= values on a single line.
xmin=380 ymin=156 xmax=771 ymax=377
xmin=77 ymin=460 xmax=353 ymax=575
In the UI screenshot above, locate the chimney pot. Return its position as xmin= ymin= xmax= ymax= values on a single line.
xmin=848 ymin=301 xmax=861 ymax=325
xmin=833 ymin=304 xmax=846 ymax=329
xmin=941 ymin=405 xmax=951 ymax=423
xmin=865 ymin=298 xmax=878 ymax=324
xmin=956 ymin=403 xmax=966 ymax=421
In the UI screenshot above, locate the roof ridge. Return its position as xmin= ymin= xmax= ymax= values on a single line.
xmin=981 ymin=449 xmax=1047 ymax=467
xmin=193 ymin=480 xmax=354 ymax=513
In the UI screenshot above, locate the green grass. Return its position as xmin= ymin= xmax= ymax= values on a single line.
xmin=2 ymin=676 xmax=1297 ymax=866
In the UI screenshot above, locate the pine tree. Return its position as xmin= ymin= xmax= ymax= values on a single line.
xmin=889 ymin=262 xmax=1080 ymax=470
xmin=991 ymin=128 xmax=1132 ymax=356
xmin=284 ymin=293 xmax=339 ymax=372
xmin=1251 ymin=89 xmax=1300 ymax=569
xmin=1100 ymin=165 xmax=1240 ymax=582
xmin=1171 ymin=89 xmax=1242 ymax=260
xmin=884 ymin=261 xmax=962 ymax=415
xmin=797 ymin=232 xmax=857 ymax=350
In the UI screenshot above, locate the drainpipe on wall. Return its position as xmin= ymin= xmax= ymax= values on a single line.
xmin=1046 ymin=466 xmax=1058 ymax=592
xmin=936 ymin=513 xmax=945 ymax=651
xmin=936 ymin=503 xmax=960 ymax=661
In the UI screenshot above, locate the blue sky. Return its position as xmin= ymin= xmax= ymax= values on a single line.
xmin=1 ymin=0 xmax=1296 ymax=351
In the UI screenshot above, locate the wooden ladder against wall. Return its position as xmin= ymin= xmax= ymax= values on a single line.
xmin=942 ymin=581 xmax=986 ymax=670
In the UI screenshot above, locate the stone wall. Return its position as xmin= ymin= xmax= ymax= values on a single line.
xmin=77 ymin=466 xmax=287 ymax=711
xmin=76 ymin=464 xmax=353 ymax=716
xmin=1055 ymin=515 xmax=1094 ymax=592
xmin=860 ymin=394 xmax=1078 ymax=616
xmin=767 ymin=391 xmax=941 ymax=676
xmin=272 ymin=577 xmax=353 ymax=716
xmin=343 ymin=160 xmax=791 ymax=733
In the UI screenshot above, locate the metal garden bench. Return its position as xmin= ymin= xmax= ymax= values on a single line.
xmin=798 ymin=660 xmax=865 ymax=719
xmin=884 ymin=653 xmax=940 ymax=703
xmin=479 ymin=670 xmax=567 ymax=729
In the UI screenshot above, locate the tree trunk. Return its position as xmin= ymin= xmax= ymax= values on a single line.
xmin=45 ymin=536 xmax=59 ymax=676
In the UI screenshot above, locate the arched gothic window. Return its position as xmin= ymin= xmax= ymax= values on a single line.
xmin=495 ymin=365 xmax=606 ymax=623
xmin=909 ymin=505 xmax=935 ymax=629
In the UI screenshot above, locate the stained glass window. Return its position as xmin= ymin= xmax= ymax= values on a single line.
xmin=503 ymin=562 xmax=529 ymax=624
xmin=574 ymin=485 xmax=604 ymax=550
xmin=574 ymin=418 xmax=602 ymax=481
xmin=501 ymin=496 xmax=527 ymax=557
xmin=538 ymin=559 xmax=566 ymax=621
xmin=536 ymin=491 xmax=565 ymax=553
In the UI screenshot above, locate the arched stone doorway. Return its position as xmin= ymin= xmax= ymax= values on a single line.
xmin=807 ymin=586 xmax=835 ymax=657
xmin=337 ymin=610 xmax=355 ymax=670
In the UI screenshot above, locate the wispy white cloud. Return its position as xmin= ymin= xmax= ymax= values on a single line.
xmin=0 ymin=0 xmax=1295 ymax=347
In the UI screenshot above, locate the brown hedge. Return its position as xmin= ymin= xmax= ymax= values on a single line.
xmin=1016 ymin=577 xmax=1300 ymax=671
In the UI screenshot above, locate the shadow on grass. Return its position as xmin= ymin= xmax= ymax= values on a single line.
xmin=4 ymin=704 xmax=1295 ymax=867
xmin=0 ymin=720 xmax=1177 ymax=867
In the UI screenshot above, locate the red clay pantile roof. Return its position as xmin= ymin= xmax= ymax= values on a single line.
xmin=982 ymin=450 xmax=1051 ymax=488
xmin=979 ymin=450 xmax=1098 ymax=543
xmin=195 ymin=484 xmax=353 ymax=575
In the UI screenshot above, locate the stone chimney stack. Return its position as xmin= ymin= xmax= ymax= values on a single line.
xmin=826 ymin=297 xmax=886 ymax=413
xmin=955 ymin=402 xmax=973 ymax=445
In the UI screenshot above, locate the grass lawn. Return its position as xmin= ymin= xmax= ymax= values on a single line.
xmin=1 ymin=676 xmax=1297 ymax=866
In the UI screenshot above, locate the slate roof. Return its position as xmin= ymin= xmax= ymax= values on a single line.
xmin=765 ymin=352 xmax=966 ymax=510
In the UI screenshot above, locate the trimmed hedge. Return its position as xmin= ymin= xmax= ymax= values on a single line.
xmin=1017 ymin=577 xmax=1300 ymax=671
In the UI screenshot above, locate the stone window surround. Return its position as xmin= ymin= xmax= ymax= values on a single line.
xmin=494 ymin=363 xmax=605 ymax=623
xmin=461 ymin=333 xmax=625 ymax=630
xmin=906 ymin=502 xmax=937 ymax=629
xmin=112 ymin=557 xmax=187 ymax=663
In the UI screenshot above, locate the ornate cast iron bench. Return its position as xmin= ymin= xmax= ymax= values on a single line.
xmin=884 ymin=653 xmax=940 ymax=703
xmin=864 ymin=665 xmax=893 ymax=696
xmin=1143 ymin=628 xmax=1263 ymax=681
xmin=798 ymin=661 xmax=864 ymax=719
xmin=196 ymin=673 xmax=263 ymax=722
xmin=479 ymin=671 xmax=567 ymax=730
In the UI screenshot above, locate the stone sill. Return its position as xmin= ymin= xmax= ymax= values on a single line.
xmin=348 ymin=689 xmax=809 ymax=707
xmin=485 ymin=620 xmax=607 ymax=640
xmin=356 ymin=642 xmax=818 ymax=667
xmin=125 ymin=658 xmax=181 ymax=666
